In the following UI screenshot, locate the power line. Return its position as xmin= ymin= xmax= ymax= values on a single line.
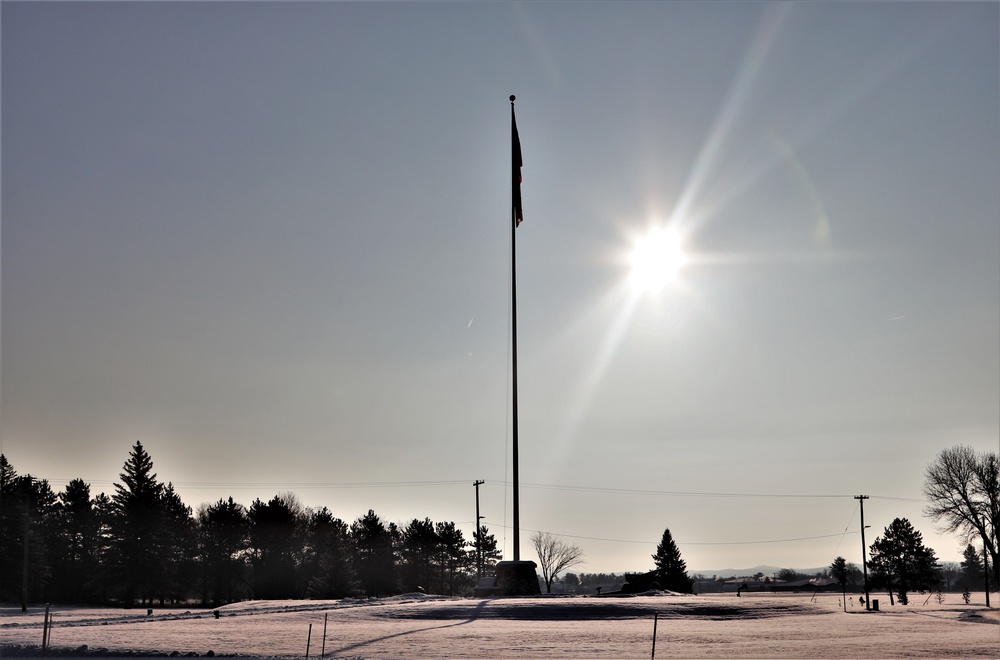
xmin=35 ymin=476 xmax=926 ymax=502
xmin=484 ymin=522 xmax=861 ymax=547
xmin=39 ymin=478 xmax=470 ymax=490
xmin=520 ymin=482 xmax=924 ymax=501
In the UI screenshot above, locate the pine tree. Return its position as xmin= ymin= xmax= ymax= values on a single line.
xmin=652 ymin=528 xmax=692 ymax=593
xmin=959 ymin=544 xmax=984 ymax=592
xmin=0 ymin=456 xmax=59 ymax=604
xmin=868 ymin=517 xmax=940 ymax=605
xmin=350 ymin=510 xmax=397 ymax=597
xmin=830 ymin=556 xmax=852 ymax=612
xmin=303 ymin=507 xmax=354 ymax=599
xmin=248 ymin=494 xmax=302 ymax=599
xmin=475 ymin=525 xmax=502 ymax=576
xmin=110 ymin=441 xmax=165 ymax=605
xmin=435 ymin=521 xmax=470 ymax=596
xmin=198 ymin=497 xmax=250 ymax=605
xmin=398 ymin=518 xmax=439 ymax=593
xmin=159 ymin=482 xmax=196 ymax=604
xmin=53 ymin=478 xmax=98 ymax=602
xmin=0 ymin=455 xmax=21 ymax=602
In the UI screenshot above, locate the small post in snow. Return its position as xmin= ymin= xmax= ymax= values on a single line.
xmin=305 ymin=623 xmax=312 ymax=658
xmin=41 ymin=604 xmax=51 ymax=658
xmin=651 ymin=612 xmax=658 ymax=659
xmin=321 ymin=613 xmax=328 ymax=657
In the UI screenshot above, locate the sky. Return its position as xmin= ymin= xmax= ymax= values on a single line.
xmin=2 ymin=2 xmax=998 ymax=575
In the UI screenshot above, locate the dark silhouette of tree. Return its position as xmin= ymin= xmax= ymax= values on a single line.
xmin=52 ymin=478 xmax=99 ymax=602
xmin=959 ymin=543 xmax=985 ymax=592
xmin=868 ymin=517 xmax=940 ymax=605
xmin=248 ymin=494 xmax=302 ymax=599
xmin=475 ymin=525 xmax=502 ymax=576
xmin=562 ymin=572 xmax=581 ymax=591
xmin=923 ymin=446 xmax=999 ymax=587
xmin=830 ymin=556 xmax=852 ymax=611
xmin=0 ymin=455 xmax=24 ymax=602
xmin=89 ymin=492 xmax=116 ymax=603
xmin=435 ymin=521 xmax=470 ymax=595
xmin=652 ymin=528 xmax=692 ymax=593
xmin=109 ymin=441 xmax=168 ymax=605
xmin=159 ymin=482 xmax=197 ymax=604
xmin=198 ymin=497 xmax=249 ymax=605
xmin=0 ymin=457 xmax=59 ymax=605
xmin=398 ymin=517 xmax=439 ymax=593
xmin=303 ymin=507 xmax=354 ymax=598
xmin=350 ymin=510 xmax=397 ymax=596
xmin=531 ymin=531 xmax=583 ymax=594
xmin=776 ymin=568 xmax=806 ymax=583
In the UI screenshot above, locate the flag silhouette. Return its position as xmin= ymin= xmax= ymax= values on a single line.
xmin=512 ymin=106 xmax=523 ymax=226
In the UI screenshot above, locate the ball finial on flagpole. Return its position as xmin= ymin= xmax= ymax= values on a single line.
xmin=510 ymin=95 xmax=516 ymax=102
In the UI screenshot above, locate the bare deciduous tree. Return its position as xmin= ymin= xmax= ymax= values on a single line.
xmin=531 ymin=531 xmax=584 ymax=593
xmin=922 ymin=446 xmax=999 ymax=586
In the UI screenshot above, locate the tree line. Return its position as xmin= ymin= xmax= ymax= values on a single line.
xmin=3 ymin=442 xmax=994 ymax=607
xmin=0 ymin=442 xmax=501 ymax=607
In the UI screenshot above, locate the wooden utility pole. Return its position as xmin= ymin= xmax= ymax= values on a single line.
xmin=855 ymin=495 xmax=870 ymax=611
xmin=984 ymin=542 xmax=991 ymax=608
xmin=473 ymin=480 xmax=485 ymax=579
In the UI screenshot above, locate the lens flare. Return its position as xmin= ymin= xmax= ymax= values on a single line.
xmin=628 ymin=227 xmax=686 ymax=293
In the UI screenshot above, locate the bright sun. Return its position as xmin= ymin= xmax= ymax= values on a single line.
xmin=628 ymin=227 xmax=686 ymax=293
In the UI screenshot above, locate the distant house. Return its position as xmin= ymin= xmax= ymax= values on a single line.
xmin=622 ymin=570 xmax=660 ymax=593
xmin=771 ymin=577 xmax=839 ymax=592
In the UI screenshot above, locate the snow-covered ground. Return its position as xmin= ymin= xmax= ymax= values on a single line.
xmin=3 ymin=591 xmax=997 ymax=658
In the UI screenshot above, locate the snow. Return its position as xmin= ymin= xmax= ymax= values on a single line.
xmin=2 ymin=592 xmax=997 ymax=658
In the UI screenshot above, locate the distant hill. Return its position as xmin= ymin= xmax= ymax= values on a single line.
xmin=690 ymin=565 xmax=828 ymax=579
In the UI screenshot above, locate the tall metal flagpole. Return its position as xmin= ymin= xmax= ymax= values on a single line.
xmin=493 ymin=94 xmax=539 ymax=596
xmin=510 ymin=94 xmax=521 ymax=562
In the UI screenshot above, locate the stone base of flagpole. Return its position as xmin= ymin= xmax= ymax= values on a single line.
xmin=494 ymin=560 xmax=541 ymax=596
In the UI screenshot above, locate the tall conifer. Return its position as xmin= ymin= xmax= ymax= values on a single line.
xmin=652 ymin=528 xmax=692 ymax=593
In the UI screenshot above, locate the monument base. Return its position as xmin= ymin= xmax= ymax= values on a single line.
xmin=494 ymin=560 xmax=541 ymax=596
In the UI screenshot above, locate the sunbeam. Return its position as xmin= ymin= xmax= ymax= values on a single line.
xmin=540 ymin=285 xmax=643 ymax=471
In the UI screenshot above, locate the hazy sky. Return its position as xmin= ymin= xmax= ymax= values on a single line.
xmin=3 ymin=2 xmax=998 ymax=574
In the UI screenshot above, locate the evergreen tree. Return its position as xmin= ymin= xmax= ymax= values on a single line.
xmin=652 ymin=528 xmax=692 ymax=593
xmin=475 ymin=525 xmax=502 ymax=576
xmin=959 ymin=543 xmax=984 ymax=592
xmin=159 ymin=482 xmax=197 ymax=604
xmin=435 ymin=521 xmax=470 ymax=596
xmin=0 ymin=456 xmax=59 ymax=605
xmin=109 ymin=441 xmax=166 ymax=605
xmin=303 ymin=507 xmax=354 ymax=599
xmin=197 ymin=497 xmax=249 ymax=605
xmin=398 ymin=517 xmax=439 ymax=593
xmin=869 ymin=517 xmax=940 ymax=605
xmin=0 ymin=455 xmax=22 ymax=602
xmin=830 ymin=556 xmax=852 ymax=611
xmin=351 ymin=510 xmax=397 ymax=596
xmin=89 ymin=493 xmax=116 ymax=604
xmin=248 ymin=494 xmax=302 ymax=599
xmin=53 ymin=479 xmax=99 ymax=602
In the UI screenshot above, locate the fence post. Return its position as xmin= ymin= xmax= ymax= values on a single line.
xmin=42 ymin=604 xmax=51 ymax=658
xmin=651 ymin=612 xmax=658 ymax=659
xmin=321 ymin=613 xmax=328 ymax=657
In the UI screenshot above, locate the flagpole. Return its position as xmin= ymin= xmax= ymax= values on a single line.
xmin=509 ymin=94 xmax=520 ymax=563
xmin=493 ymin=94 xmax=539 ymax=595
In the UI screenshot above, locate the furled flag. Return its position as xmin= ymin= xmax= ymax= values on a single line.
xmin=511 ymin=103 xmax=523 ymax=226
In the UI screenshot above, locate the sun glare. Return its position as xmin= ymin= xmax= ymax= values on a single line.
xmin=628 ymin=227 xmax=686 ymax=293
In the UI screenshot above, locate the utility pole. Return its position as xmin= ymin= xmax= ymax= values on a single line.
xmin=855 ymin=495 xmax=870 ymax=611
xmin=984 ymin=542 xmax=991 ymax=608
xmin=473 ymin=480 xmax=485 ymax=580
xmin=21 ymin=476 xmax=35 ymax=613
xmin=22 ymin=505 xmax=30 ymax=613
